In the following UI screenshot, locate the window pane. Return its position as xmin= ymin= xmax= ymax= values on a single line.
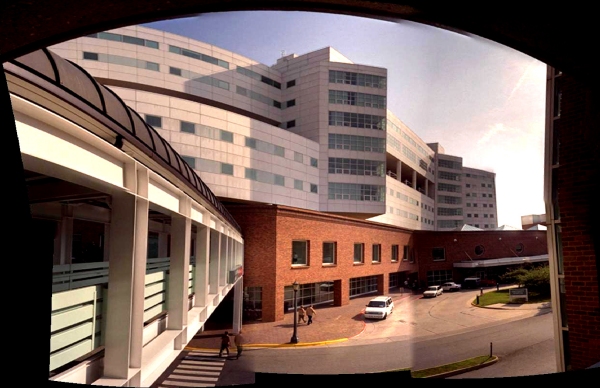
xmin=220 ymin=130 xmax=234 ymax=143
xmin=292 ymin=241 xmax=307 ymax=265
xmin=83 ymin=52 xmax=98 ymax=60
xmin=221 ymin=163 xmax=233 ymax=175
xmin=323 ymin=242 xmax=335 ymax=264
xmin=180 ymin=121 xmax=195 ymax=133
xmin=181 ymin=156 xmax=195 ymax=169
xmin=145 ymin=115 xmax=162 ymax=128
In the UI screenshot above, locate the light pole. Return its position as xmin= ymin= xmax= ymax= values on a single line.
xmin=290 ymin=281 xmax=299 ymax=344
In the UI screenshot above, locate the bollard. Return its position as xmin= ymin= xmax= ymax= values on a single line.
xmin=480 ymin=287 xmax=483 ymax=296
xmin=476 ymin=295 xmax=480 ymax=305
xmin=490 ymin=342 xmax=493 ymax=357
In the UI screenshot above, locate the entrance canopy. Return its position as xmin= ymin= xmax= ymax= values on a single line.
xmin=453 ymin=254 xmax=548 ymax=268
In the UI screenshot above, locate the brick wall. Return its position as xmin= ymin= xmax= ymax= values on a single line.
xmin=227 ymin=204 xmax=416 ymax=321
xmin=555 ymin=73 xmax=600 ymax=370
xmin=413 ymin=230 xmax=548 ymax=284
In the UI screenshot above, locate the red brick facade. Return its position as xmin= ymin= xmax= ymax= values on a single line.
xmin=227 ymin=203 xmax=549 ymax=323
xmin=227 ymin=204 xmax=417 ymax=321
xmin=413 ymin=230 xmax=548 ymax=286
xmin=553 ymin=73 xmax=600 ymax=370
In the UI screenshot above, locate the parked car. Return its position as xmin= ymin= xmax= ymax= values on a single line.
xmin=423 ymin=285 xmax=443 ymax=298
xmin=364 ymin=296 xmax=394 ymax=320
xmin=442 ymin=282 xmax=461 ymax=292
xmin=462 ymin=277 xmax=481 ymax=289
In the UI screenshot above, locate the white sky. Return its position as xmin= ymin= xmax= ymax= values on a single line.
xmin=144 ymin=11 xmax=547 ymax=229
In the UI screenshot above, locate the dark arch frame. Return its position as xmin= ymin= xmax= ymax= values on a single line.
xmin=2 ymin=0 xmax=599 ymax=380
xmin=0 ymin=1 xmax=597 ymax=84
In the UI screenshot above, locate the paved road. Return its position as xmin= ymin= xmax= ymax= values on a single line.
xmin=340 ymin=287 xmax=549 ymax=345
xmin=208 ymin=312 xmax=555 ymax=385
xmin=151 ymin=288 xmax=556 ymax=385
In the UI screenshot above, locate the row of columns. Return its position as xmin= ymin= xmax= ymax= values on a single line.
xmin=395 ymin=160 xmax=428 ymax=195
xmin=99 ymin=163 xmax=243 ymax=382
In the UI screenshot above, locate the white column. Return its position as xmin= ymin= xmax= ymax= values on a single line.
xmin=60 ymin=204 xmax=73 ymax=264
xmin=219 ymin=232 xmax=228 ymax=287
xmin=424 ymin=179 xmax=429 ymax=196
xmin=232 ymin=279 xmax=243 ymax=334
xmin=168 ymin=197 xmax=192 ymax=347
xmin=396 ymin=160 xmax=402 ymax=181
xmin=103 ymin=223 xmax=110 ymax=262
xmin=209 ymin=227 xmax=220 ymax=294
xmin=194 ymin=224 xmax=210 ymax=307
xmin=412 ymin=171 xmax=417 ymax=190
xmin=102 ymin=191 xmax=149 ymax=378
xmin=158 ymin=232 xmax=169 ymax=258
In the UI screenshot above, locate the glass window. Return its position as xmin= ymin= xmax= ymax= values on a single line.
xmin=220 ymin=130 xmax=234 ymax=143
xmin=180 ymin=121 xmax=195 ymax=134
xmin=145 ymin=114 xmax=162 ymax=128
xmin=354 ymin=243 xmax=364 ymax=264
xmin=432 ymin=247 xmax=445 ymax=261
xmin=83 ymin=52 xmax=98 ymax=60
xmin=286 ymin=99 xmax=296 ymax=108
xmin=294 ymin=179 xmax=303 ymax=190
xmin=97 ymin=32 xmax=121 ymax=41
xmin=310 ymin=157 xmax=318 ymax=167
xmin=392 ymin=245 xmax=399 ymax=262
xmin=221 ymin=163 xmax=233 ymax=175
xmin=169 ymin=67 xmax=182 ymax=76
xmin=181 ymin=156 xmax=195 ymax=169
xmin=372 ymin=244 xmax=381 ymax=263
xmin=274 ymin=174 xmax=285 ymax=186
xmin=310 ymin=184 xmax=318 ymax=193
xmin=475 ymin=245 xmax=485 ymax=256
xmin=274 ymin=145 xmax=285 ymax=157
xmin=245 ymin=168 xmax=257 ymax=181
xmin=292 ymin=241 xmax=308 ymax=265
xmin=145 ymin=40 xmax=159 ymax=49
xmin=287 ymin=79 xmax=296 ymax=88
xmin=294 ymin=152 xmax=303 ymax=163
xmin=145 ymin=61 xmax=159 ymax=71
xmin=287 ymin=120 xmax=296 ymax=129
xmin=323 ymin=242 xmax=336 ymax=264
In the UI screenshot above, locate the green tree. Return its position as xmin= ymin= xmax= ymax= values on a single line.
xmin=499 ymin=268 xmax=529 ymax=286
xmin=499 ymin=265 xmax=550 ymax=294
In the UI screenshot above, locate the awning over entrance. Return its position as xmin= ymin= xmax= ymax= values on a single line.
xmin=453 ymin=254 xmax=548 ymax=268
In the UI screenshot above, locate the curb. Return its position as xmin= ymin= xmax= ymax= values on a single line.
xmin=471 ymin=301 xmax=552 ymax=310
xmin=185 ymin=337 xmax=351 ymax=351
xmin=414 ymin=355 xmax=499 ymax=378
xmin=185 ymin=321 xmax=366 ymax=350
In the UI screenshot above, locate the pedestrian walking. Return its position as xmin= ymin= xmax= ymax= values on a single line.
xmin=233 ymin=331 xmax=244 ymax=359
xmin=219 ymin=331 xmax=231 ymax=357
xmin=306 ymin=305 xmax=316 ymax=325
xmin=298 ymin=305 xmax=306 ymax=323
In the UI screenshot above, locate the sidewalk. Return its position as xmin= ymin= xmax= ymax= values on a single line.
xmin=186 ymin=288 xmax=416 ymax=350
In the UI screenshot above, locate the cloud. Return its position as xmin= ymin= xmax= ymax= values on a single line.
xmin=506 ymin=60 xmax=536 ymax=103
xmin=477 ymin=123 xmax=510 ymax=146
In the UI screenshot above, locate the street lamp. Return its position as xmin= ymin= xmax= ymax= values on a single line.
xmin=290 ymin=281 xmax=299 ymax=344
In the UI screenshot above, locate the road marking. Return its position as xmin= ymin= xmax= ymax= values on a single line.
xmin=153 ymin=351 xmax=226 ymax=387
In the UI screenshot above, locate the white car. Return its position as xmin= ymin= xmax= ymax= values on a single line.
xmin=364 ymin=296 xmax=394 ymax=320
xmin=423 ymin=285 xmax=443 ymax=298
xmin=442 ymin=282 xmax=461 ymax=292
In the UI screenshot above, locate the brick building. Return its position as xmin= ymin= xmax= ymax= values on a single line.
xmin=227 ymin=203 xmax=547 ymax=322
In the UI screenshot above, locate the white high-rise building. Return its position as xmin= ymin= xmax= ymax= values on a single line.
xmin=50 ymin=25 xmax=495 ymax=231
